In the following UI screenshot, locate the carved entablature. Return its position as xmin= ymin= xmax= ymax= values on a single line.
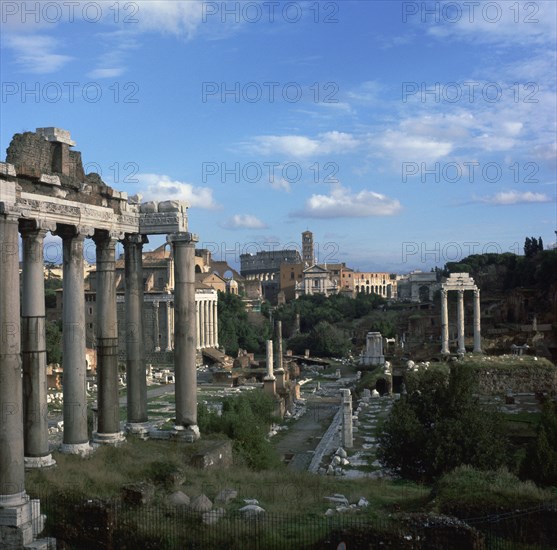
xmin=139 ymin=212 xmax=188 ymax=235
xmin=441 ymin=272 xmax=478 ymax=292
xmin=0 ymin=129 xmax=192 ymax=239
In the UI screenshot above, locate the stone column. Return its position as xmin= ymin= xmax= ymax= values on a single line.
xmin=214 ymin=300 xmax=219 ymax=348
xmin=123 ymin=234 xmax=148 ymax=431
xmin=263 ymin=339 xmax=276 ymax=396
xmin=275 ymin=321 xmax=285 ymax=391
xmin=168 ymin=232 xmax=199 ymax=440
xmin=93 ymin=231 xmax=124 ymax=445
xmin=340 ymin=388 xmax=353 ymax=449
xmin=199 ymin=299 xmax=205 ymax=349
xmin=195 ymin=300 xmax=201 ymax=350
xmin=165 ymin=301 xmax=172 ymax=352
xmin=58 ymin=225 xmax=91 ymax=455
xmin=440 ymin=288 xmax=449 ymax=354
xmin=0 ymin=214 xmax=26 ymax=505
xmin=204 ymin=300 xmax=209 ymax=348
xmin=473 ymin=288 xmax=482 ymax=353
xmin=206 ymin=299 xmax=213 ymax=348
xmin=153 ymin=301 xmax=160 ymax=352
xmin=20 ymin=222 xmax=55 ymax=468
xmin=457 ymin=289 xmax=466 ymax=354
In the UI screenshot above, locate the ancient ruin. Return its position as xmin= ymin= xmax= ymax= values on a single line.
xmin=440 ymin=273 xmax=482 ymax=354
xmin=0 ymin=128 xmax=199 ymax=545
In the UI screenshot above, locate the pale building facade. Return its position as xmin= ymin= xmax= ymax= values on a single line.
xmin=353 ymin=272 xmax=397 ymax=298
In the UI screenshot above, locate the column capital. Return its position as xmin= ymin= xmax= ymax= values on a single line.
xmin=474 ymin=288 xmax=480 ymax=297
xmin=19 ymin=219 xmax=55 ymax=237
xmin=153 ymin=300 xmax=159 ymax=309
xmin=167 ymin=231 xmax=199 ymax=245
xmin=123 ymin=233 xmax=148 ymax=246
xmin=93 ymin=228 xmax=124 ymax=245
xmin=54 ymin=224 xmax=94 ymax=240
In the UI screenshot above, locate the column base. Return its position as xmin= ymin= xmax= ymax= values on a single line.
xmin=172 ymin=424 xmax=200 ymax=442
xmin=457 ymin=348 xmax=466 ymax=354
xmin=59 ymin=442 xmax=94 ymax=456
xmin=0 ymin=491 xmax=27 ymax=508
xmin=473 ymin=348 xmax=483 ymax=354
xmin=92 ymin=432 xmax=126 ymax=446
xmin=126 ymin=422 xmax=150 ymax=439
xmin=0 ymin=495 xmax=51 ymax=548
xmin=154 ymin=347 xmax=161 ymax=352
xmin=24 ymin=454 xmax=57 ymax=469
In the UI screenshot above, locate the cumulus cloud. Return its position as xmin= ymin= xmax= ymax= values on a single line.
xmin=249 ymin=131 xmax=360 ymax=158
xmin=475 ymin=190 xmax=553 ymax=205
xmin=221 ymin=214 xmax=268 ymax=230
xmin=137 ymin=173 xmax=219 ymax=209
xmin=291 ymin=184 xmax=401 ymax=219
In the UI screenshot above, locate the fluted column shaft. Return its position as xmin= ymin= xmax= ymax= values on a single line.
xmin=473 ymin=288 xmax=482 ymax=353
xmin=213 ymin=300 xmax=219 ymax=348
xmin=457 ymin=289 xmax=466 ymax=353
xmin=440 ymin=288 xmax=449 ymax=354
xmin=153 ymin=301 xmax=160 ymax=352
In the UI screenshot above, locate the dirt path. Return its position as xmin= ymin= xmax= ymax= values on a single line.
xmin=272 ymin=396 xmax=339 ymax=471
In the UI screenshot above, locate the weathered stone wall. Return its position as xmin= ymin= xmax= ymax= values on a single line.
xmin=476 ymin=365 xmax=557 ymax=395
xmin=6 ymin=131 xmax=85 ymax=183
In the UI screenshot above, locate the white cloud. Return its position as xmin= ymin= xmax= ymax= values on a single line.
xmin=376 ymin=129 xmax=453 ymax=163
xmin=249 ymin=131 xmax=360 ymax=158
xmin=4 ymin=34 xmax=72 ymax=73
xmin=87 ymin=67 xmax=124 ymax=79
xmin=426 ymin=1 xmax=557 ymax=46
xmin=475 ymin=190 xmax=553 ymax=205
xmin=132 ymin=1 xmax=209 ymax=37
xmin=137 ymin=173 xmax=219 ymax=209
xmin=292 ymin=184 xmax=401 ymax=219
xmin=221 ymin=214 xmax=268 ymax=230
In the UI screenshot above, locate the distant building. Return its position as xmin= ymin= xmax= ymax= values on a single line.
xmin=295 ymin=264 xmax=339 ymax=298
xmin=396 ymin=270 xmax=438 ymax=302
xmin=353 ymin=272 xmax=397 ymax=299
xmin=302 ymin=230 xmax=315 ymax=265
xmin=240 ymin=249 xmax=301 ymax=302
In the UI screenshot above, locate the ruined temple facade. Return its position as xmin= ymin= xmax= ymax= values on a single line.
xmin=0 ymin=128 xmax=199 ymax=545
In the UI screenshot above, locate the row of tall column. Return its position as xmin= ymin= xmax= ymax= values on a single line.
xmin=196 ymin=297 xmax=218 ymax=349
xmin=0 ymin=219 xmax=200 ymax=519
xmin=440 ymin=288 xmax=482 ymax=355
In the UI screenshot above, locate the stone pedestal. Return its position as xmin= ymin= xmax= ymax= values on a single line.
xmin=169 ymin=232 xmax=199 ymax=439
xmin=124 ymin=234 xmax=148 ymax=425
xmin=275 ymin=321 xmax=285 ymax=391
xmin=264 ymin=339 xmax=276 ymax=396
xmin=360 ymin=332 xmax=385 ymax=366
xmin=340 ymin=389 xmax=353 ymax=448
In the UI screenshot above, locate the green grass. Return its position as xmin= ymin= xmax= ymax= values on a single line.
xmin=434 ymin=466 xmax=556 ymax=515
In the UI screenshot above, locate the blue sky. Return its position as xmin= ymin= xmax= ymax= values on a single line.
xmin=1 ymin=0 xmax=556 ymax=272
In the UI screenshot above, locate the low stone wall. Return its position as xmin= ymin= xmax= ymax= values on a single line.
xmin=476 ymin=365 xmax=557 ymax=395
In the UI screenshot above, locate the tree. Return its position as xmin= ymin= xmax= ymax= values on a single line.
xmin=45 ymin=320 xmax=62 ymax=364
xmin=520 ymin=400 xmax=557 ymax=486
xmin=377 ymin=365 xmax=507 ymax=482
